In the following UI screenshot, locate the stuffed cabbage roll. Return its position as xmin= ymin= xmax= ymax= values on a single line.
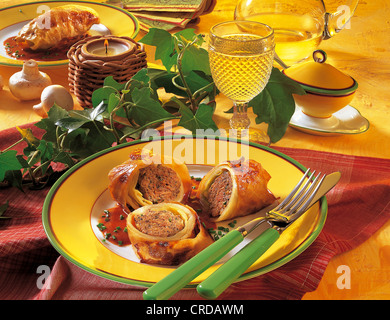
xmin=108 ymin=150 xmax=193 ymax=210
xmin=197 ymin=159 xmax=276 ymax=222
xmin=127 ymin=203 xmax=213 ymax=265
xmin=15 ymin=5 xmax=100 ymax=50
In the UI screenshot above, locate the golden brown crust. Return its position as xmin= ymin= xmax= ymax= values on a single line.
xmin=127 ymin=203 xmax=213 ymax=265
xmin=197 ymin=159 xmax=276 ymax=222
xmin=108 ymin=149 xmax=193 ymax=210
xmin=15 ymin=5 xmax=100 ymax=50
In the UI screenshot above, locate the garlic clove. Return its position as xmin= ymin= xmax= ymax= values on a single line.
xmin=33 ymin=85 xmax=74 ymax=117
xmin=9 ymin=59 xmax=52 ymax=101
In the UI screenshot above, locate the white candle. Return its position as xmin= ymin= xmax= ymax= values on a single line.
xmin=86 ymin=40 xmax=130 ymax=57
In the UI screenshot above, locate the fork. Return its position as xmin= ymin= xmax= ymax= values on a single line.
xmin=196 ymin=169 xmax=340 ymax=299
xmin=143 ymin=169 xmax=340 ymax=300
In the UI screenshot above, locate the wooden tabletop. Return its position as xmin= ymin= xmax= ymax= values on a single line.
xmin=0 ymin=0 xmax=389 ymax=299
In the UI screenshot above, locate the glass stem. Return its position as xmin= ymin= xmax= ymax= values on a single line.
xmin=230 ymin=102 xmax=251 ymax=130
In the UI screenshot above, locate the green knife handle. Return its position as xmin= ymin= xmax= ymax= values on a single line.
xmin=143 ymin=230 xmax=244 ymax=300
xmin=196 ymin=228 xmax=280 ymax=300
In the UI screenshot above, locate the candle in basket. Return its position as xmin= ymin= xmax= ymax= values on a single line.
xmin=67 ymin=35 xmax=148 ymax=108
xmin=81 ymin=37 xmax=136 ymax=59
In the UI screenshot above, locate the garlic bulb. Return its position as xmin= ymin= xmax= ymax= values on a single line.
xmin=33 ymin=85 xmax=74 ymax=117
xmin=8 ymin=59 xmax=52 ymax=101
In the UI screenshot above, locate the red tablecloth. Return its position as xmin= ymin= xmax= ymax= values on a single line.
xmin=1 ymin=123 xmax=390 ymax=300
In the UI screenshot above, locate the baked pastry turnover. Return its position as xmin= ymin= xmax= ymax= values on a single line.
xmin=15 ymin=5 xmax=100 ymax=50
xmin=127 ymin=203 xmax=213 ymax=265
xmin=197 ymin=159 xmax=276 ymax=222
xmin=108 ymin=150 xmax=192 ymax=210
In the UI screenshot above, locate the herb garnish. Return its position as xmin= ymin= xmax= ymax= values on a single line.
xmin=208 ymin=220 xmax=237 ymax=241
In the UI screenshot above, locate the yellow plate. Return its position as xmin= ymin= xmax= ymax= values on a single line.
xmin=42 ymin=136 xmax=327 ymax=287
xmin=0 ymin=1 xmax=139 ymax=67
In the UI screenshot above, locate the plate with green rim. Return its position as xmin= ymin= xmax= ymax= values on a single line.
xmin=42 ymin=136 xmax=327 ymax=288
xmin=0 ymin=1 xmax=139 ymax=68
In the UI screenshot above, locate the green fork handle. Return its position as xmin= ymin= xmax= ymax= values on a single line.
xmin=143 ymin=230 xmax=244 ymax=300
xmin=197 ymin=227 xmax=280 ymax=300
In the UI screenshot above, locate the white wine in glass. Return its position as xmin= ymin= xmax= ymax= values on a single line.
xmin=208 ymin=21 xmax=275 ymax=140
xmin=234 ymin=0 xmax=360 ymax=67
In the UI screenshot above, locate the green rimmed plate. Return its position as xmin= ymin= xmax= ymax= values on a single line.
xmin=0 ymin=1 xmax=139 ymax=67
xmin=42 ymin=136 xmax=327 ymax=288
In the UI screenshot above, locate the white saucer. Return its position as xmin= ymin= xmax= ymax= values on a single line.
xmin=289 ymin=105 xmax=370 ymax=136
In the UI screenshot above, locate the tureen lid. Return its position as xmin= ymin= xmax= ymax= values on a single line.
xmin=283 ymin=50 xmax=358 ymax=95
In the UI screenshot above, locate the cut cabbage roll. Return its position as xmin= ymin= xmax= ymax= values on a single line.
xmin=197 ymin=159 xmax=276 ymax=222
xmin=127 ymin=203 xmax=213 ymax=265
xmin=108 ymin=149 xmax=193 ymax=210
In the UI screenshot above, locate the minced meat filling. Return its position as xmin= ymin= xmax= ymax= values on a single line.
xmin=137 ymin=164 xmax=181 ymax=204
xmin=134 ymin=209 xmax=184 ymax=237
xmin=208 ymin=171 xmax=233 ymax=217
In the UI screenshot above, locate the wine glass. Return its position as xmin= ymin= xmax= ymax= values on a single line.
xmin=208 ymin=21 xmax=275 ymax=140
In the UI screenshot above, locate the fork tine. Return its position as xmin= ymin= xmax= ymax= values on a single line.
xmin=287 ymin=172 xmax=324 ymax=216
xmin=273 ymin=168 xmax=311 ymax=211
xmin=297 ymin=173 xmax=326 ymax=214
xmin=280 ymin=170 xmax=317 ymax=214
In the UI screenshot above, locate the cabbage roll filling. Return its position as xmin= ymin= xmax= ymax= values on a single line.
xmin=134 ymin=209 xmax=184 ymax=237
xmin=137 ymin=164 xmax=181 ymax=204
xmin=208 ymin=171 xmax=233 ymax=217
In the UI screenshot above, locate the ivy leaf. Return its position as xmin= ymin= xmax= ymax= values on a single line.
xmin=46 ymin=104 xmax=69 ymax=122
xmin=4 ymin=170 xmax=23 ymax=192
xmin=53 ymin=151 xmax=75 ymax=168
xmin=61 ymin=128 xmax=89 ymax=159
xmin=85 ymin=122 xmax=116 ymax=151
xmin=181 ymin=45 xmax=211 ymax=76
xmin=90 ymin=101 xmax=106 ymax=120
xmin=149 ymin=68 xmax=213 ymax=98
xmin=35 ymin=104 xmax=69 ymax=142
xmin=131 ymin=68 xmax=150 ymax=85
xmin=250 ymin=68 xmax=306 ymax=143
xmin=92 ymin=86 xmax=117 ymax=108
xmin=149 ymin=70 xmax=184 ymax=96
xmin=91 ymin=76 xmax=124 ymax=108
xmin=36 ymin=140 xmax=54 ymax=174
xmin=107 ymin=93 xmax=121 ymax=113
xmin=176 ymin=98 xmax=218 ymax=133
xmin=103 ymin=76 xmax=126 ymax=91
xmin=37 ymin=140 xmax=54 ymax=160
xmin=140 ymin=28 xmax=201 ymax=72
xmin=129 ymin=87 xmax=175 ymax=126
xmin=0 ymin=201 xmax=11 ymax=220
xmin=16 ymin=127 xmax=40 ymax=147
xmin=0 ymin=150 xmax=23 ymax=182
xmin=56 ymin=106 xmax=104 ymax=132
xmin=69 ymin=109 xmax=103 ymax=123
xmin=139 ymin=28 xmax=176 ymax=71
xmin=175 ymin=29 xmax=203 ymax=45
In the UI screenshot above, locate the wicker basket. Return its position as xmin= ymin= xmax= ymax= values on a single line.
xmin=68 ymin=35 xmax=147 ymax=108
